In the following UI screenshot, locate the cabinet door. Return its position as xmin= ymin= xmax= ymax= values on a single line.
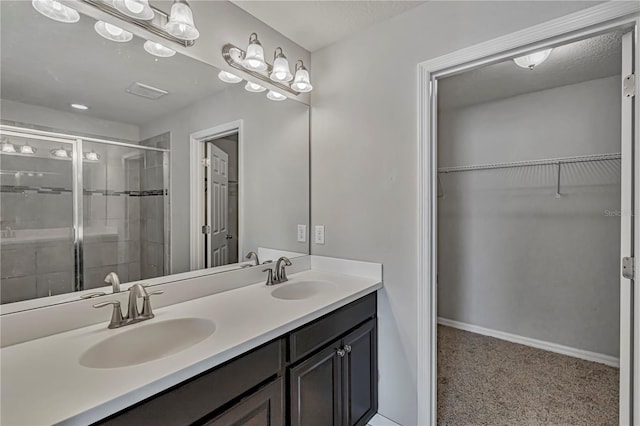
xmin=204 ymin=377 xmax=284 ymax=426
xmin=342 ymin=319 xmax=377 ymax=426
xmin=289 ymin=343 xmax=343 ymax=426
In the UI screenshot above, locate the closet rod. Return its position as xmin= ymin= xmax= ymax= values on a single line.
xmin=438 ymin=152 xmax=621 ymax=173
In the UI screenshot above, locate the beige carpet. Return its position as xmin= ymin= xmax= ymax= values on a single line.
xmin=437 ymin=325 xmax=619 ymax=426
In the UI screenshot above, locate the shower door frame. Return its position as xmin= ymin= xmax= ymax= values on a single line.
xmin=416 ymin=3 xmax=640 ymax=426
xmin=0 ymin=124 xmax=170 ymax=293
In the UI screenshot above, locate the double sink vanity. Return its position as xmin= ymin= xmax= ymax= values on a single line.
xmin=0 ymin=256 xmax=382 ymax=425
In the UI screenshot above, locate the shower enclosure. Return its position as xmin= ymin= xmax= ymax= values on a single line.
xmin=0 ymin=125 xmax=170 ymax=304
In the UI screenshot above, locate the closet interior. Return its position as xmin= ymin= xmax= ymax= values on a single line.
xmin=436 ymin=30 xmax=623 ymax=425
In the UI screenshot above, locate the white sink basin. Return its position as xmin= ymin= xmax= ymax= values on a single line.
xmin=270 ymin=280 xmax=337 ymax=300
xmin=80 ymin=318 xmax=216 ymax=369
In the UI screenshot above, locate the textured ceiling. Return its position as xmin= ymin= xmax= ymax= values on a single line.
xmin=0 ymin=1 xmax=227 ymax=127
xmin=231 ymin=0 xmax=426 ymax=52
xmin=439 ymin=31 xmax=623 ymax=110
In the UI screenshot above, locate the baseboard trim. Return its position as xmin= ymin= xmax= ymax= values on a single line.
xmin=437 ymin=317 xmax=619 ymax=368
xmin=368 ymin=413 xmax=403 ymax=426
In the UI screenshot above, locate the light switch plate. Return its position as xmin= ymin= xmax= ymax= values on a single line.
xmin=297 ymin=225 xmax=307 ymax=243
xmin=314 ymin=225 xmax=325 ymax=244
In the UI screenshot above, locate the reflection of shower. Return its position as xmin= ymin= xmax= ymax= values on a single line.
xmin=0 ymin=125 xmax=170 ymax=304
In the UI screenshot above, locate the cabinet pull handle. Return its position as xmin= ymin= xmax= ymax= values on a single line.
xmin=336 ymin=348 xmax=346 ymax=357
xmin=344 ymin=344 xmax=352 ymax=353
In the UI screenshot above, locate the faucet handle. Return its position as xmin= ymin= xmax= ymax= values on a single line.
xmin=81 ymin=292 xmax=107 ymax=299
xmin=263 ymin=268 xmax=274 ymax=286
xmin=140 ymin=290 xmax=164 ymax=320
xmin=93 ymin=300 xmax=125 ymax=329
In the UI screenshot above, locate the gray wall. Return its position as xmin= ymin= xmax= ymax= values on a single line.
xmin=438 ymin=76 xmax=621 ymax=357
xmin=309 ymin=2 xmax=600 ymax=424
xmin=140 ymin=83 xmax=309 ymax=274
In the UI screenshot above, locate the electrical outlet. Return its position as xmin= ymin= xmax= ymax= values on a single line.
xmin=297 ymin=225 xmax=307 ymax=243
xmin=314 ymin=225 xmax=325 ymax=244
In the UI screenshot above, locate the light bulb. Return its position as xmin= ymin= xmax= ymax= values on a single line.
xmin=266 ymin=90 xmax=286 ymax=101
xmin=20 ymin=144 xmax=37 ymax=154
xmin=144 ymin=41 xmax=176 ymax=58
xmin=1 ymin=142 xmax=16 ymax=153
xmin=291 ymin=60 xmax=313 ymax=93
xmin=84 ymin=151 xmax=100 ymax=161
xmin=270 ymin=47 xmax=293 ymax=83
xmin=114 ymin=0 xmax=154 ymax=20
xmin=32 ymin=0 xmax=80 ymax=23
xmin=95 ymin=21 xmax=133 ymax=42
xmin=245 ymin=81 xmax=266 ymax=93
xmin=218 ymin=70 xmax=242 ymax=84
xmin=51 ymin=147 xmax=69 ymax=158
xmin=243 ymin=33 xmax=267 ymax=72
xmin=165 ymin=0 xmax=199 ymax=41
xmin=513 ymin=49 xmax=552 ymax=70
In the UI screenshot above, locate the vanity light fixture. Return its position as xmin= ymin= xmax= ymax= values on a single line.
xmin=32 ymin=0 xmax=80 ymax=23
xmin=84 ymin=150 xmax=100 ymax=161
xmin=165 ymin=0 xmax=200 ymax=41
xmin=266 ymin=90 xmax=286 ymax=101
xmin=20 ymin=144 xmax=37 ymax=155
xmin=95 ymin=20 xmax=133 ymax=42
xmin=51 ymin=146 xmax=70 ymax=158
xmin=243 ymin=33 xmax=267 ymax=72
xmin=270 ymin=47 xmax=293 ymax=83
xmin=114 ymin=0 xmax=154 ymax=20
xmin=144 ymin=40 xmax=176 ymax=57
xmin=71 ymin=103 xmax=89 ymax=110
xmin=513 ymin=49 xmax=553 ymax=70
xmin=218 ymin=70 xmax=242 ymax=84
xmin=245 ymin=81 xmax=267 ymax=93
xmin=291 ymin=61 xmax=313 ymax=93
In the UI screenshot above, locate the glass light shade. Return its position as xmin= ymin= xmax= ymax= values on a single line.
xmin=513 ymin=49 xmax=552 ymax=69
xmin=84 ymin=151 xmax=100 ymax=161
xmin=218 ymin=70 xmax=242 ymax=84
xmin=165 ymin=1 xmax=200 ymax=41
xmin=114 ymin=0 xmax=154 ymax=20
xmin=291 ymin=65 xmax=313 ymax=93
xmin=51 ymin=147 xmax=69 ymax=158
xmin=270 ymin=50 xmax=293 ymax=83
xmin=245 ymin=81 xmax=266 ymax=93
xmin=95 ymin=21 xmax=133 ymax=42
xmin=32 ymin=0 xmax=80 ymax=23
xmin=1 ymin=142 xmax=16 ymax=153
xmin=244 ymin=33 xmax=267 ymax=72
xmin=266 ymin=90 xmax=286 ymax=101
xmin=144 ymin=40 xmax=176 ymax=58
xmin=20 ymin=144 xmax=37 ymax=154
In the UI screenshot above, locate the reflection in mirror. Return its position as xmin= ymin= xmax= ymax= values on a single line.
xmin=0 ymin=0 xmax=310 ymax=310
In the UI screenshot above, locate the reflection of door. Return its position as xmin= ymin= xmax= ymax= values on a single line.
xmin=206 ymin=143 xmax=229 ymax=267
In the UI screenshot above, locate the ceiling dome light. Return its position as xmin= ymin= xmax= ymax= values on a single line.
xmin=20 ymin=144 xmax=37 ymax=155
xmin=95 ymin=21 xmax=133 ymax=42
xmin=51 ymin=147 xmax=70 ymax=158
xmin=1 ymin=141 xmax=16 ymax=153
xmin=291 ymin=60 xmax=313 ymax=93
xmin=165 ymin=0 xmax=199 ymax=41
xmin=144 ymin=40 xmax=176 ymax=57
xmin=84 ymin=151 xmax=100 ymax=161
xmin=32 ymin=0 xmax=80 ymax=23
xmin=244 ymin=33 xmax=267 ymax=72
xmin=114 ymin=0 xmax=154 ymax=20
xmin=513 ymin=49 xmax=553 ymax=70
xmin=266 ymin=90 xmax=286 ymax=101
xmin=218 ymin=70 xmax=242 ymax=84
xmin=270 ymin=47 xmax=293 ymax=83
xmin=245 ymin=81 xmax=266 ymax=93
xmin=71 ymin=103 xmax=89 ymax=110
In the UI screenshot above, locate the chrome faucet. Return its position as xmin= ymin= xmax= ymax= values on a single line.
xmin=93 ymin=284 xmax=163 ymax=329
xmin=275 ymin=256 xmax=292 ymax=284
xmin=245 ymin=251 xmax=260 ymax=266
xmin=104 ymin=272 xmax=121 ymax=293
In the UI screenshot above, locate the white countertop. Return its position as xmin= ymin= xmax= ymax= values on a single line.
xmin=1 ymin=269 xmax=382 ymax=426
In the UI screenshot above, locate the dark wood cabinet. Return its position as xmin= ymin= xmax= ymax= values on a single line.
xmin=342 ymin=319 xmax=377 ymax=426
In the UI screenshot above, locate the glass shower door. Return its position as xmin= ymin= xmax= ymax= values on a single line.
xmin=0 ymin=132 xmax=76 ymax=302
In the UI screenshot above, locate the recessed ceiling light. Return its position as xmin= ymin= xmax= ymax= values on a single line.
xmin=71 ymin=103 xmax=89 ymax=110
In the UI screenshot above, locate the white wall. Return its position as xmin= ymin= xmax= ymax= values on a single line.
xmin=438 ymin=76 xmax=621 ymax=357
xmin=0 ymin=99 xmax=140 ymax=141
xmin=309 ymin=2 xmax=601 ymax=424
xmin=140 ymin=84 xmax=309 ymax=274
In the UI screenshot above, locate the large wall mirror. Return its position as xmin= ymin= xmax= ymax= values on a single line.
xmin=0 ymin=1 xmax=310 ymax=311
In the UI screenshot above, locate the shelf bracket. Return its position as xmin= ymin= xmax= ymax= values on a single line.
xmin=555 ymin=162 xmax=562 ymax=199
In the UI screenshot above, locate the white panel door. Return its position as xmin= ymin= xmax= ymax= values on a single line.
xmin=206 ymin=143 xmax=229 ymax=267
xmin=619 ymin=30 xmax=636 ymax=426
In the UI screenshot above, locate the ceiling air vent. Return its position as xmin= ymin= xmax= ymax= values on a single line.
xmin=125 ymin=82 xmax=169 ymax=100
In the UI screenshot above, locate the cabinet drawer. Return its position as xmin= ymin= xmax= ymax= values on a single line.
xmin=289 ymin=293 xmax=376 ymax=363
xmin=97 ymin=338 xmax=285 ymax=426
